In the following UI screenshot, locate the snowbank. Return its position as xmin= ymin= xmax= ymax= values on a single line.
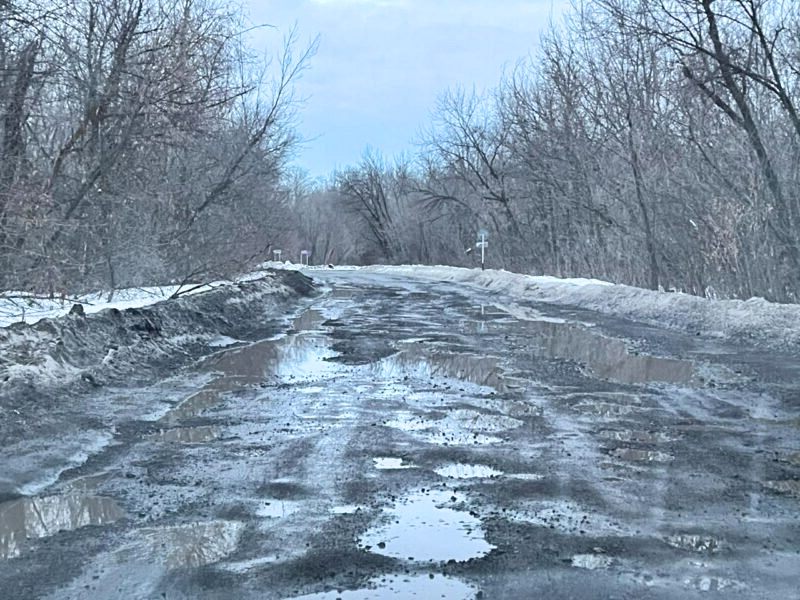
xmin=359 ymin=265 xmax=800 ymax=350
xmin=0 ymin=270 xmax=317 ymax=394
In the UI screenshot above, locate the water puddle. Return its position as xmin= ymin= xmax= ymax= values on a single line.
xmin=516 ymin=319 xmax=695 ymax=384
xmin=64 ymin=471 xmax=112 ymax=492
xmin=358 ymin=489 xmax=494 ymax=562
xmin=331 ymin=505 xmax=366 ymax=515
xmin=289 ymin=574 xmax=477 ymax=599
xmin=610 ymin=448 xmax=674 ymax=463
xmin=384 ymin=409 xmax=521 ymax=446
xmin=113 ymin=520 xmax=242 ymax=568
xmin=434 ymin=463 xmax=503 ymax=479
xmin=571 ymin=553 xmax=613 ymax=569
xmin=0 ymin=494 xmax=124 ymax=559
xmin=375 ymin=349 xmax=507 ymax=392
xmin=293 ymin=309 xmax=325 ymax=332
xmin=146 ymin=426 xmax=219 ymax=444
xmin=208 ymin=335 xmax=241 ymax=348
xmin=374 ymin=457 xmax=415 ymax=470
xmin=161 ymin=331 xmax=341 ymax=424
xmin=665 ymin=533 xmax=723 ymax=553
xmin=506 ymin=473 xmax=544 ymax=481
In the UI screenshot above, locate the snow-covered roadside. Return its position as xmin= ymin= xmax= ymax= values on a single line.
xmin=343 ymin=264 xmax=799 ymax=351
xmin=0 ymin=269 xmax=277 ymax=329
xmin=0 ymin=270 xmax=317 ymax=396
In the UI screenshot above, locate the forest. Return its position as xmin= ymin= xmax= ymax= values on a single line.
xmin=3 ymin=0 xmax=800 ymax=302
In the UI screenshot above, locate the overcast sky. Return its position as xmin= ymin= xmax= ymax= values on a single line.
xmin=244 ymin=0 xmax=570 ymax=177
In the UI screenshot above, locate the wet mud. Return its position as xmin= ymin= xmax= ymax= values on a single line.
xmin=2 ymin=271 xmax=799 ymax=599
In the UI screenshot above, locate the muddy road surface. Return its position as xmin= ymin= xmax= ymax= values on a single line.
xmin=2 ymin=270 xmax=799 ymax=599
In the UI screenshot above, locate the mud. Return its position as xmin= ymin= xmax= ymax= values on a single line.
xmin=2 ymin=269 xmax=799 ymax=599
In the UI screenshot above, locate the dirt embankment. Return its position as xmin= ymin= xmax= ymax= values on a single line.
xmin=0 ymin=270 xmax=317 ymax=438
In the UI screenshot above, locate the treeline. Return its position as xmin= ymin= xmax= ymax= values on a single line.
xmin=297 ymin=0 xmax=800 ymax=301
xmin=5 ymin=0 xmax=800 ymax=303
xmin=0 ymin=0 xmax=315 ymax=295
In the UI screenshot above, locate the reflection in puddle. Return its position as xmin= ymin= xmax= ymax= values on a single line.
xmin=384 ymin=409 xmax=520 ymax=446
xmin=375 ymin=349 xmax=507 ymax=392
xmin=146 ymin=426 xmax=219 ymax=444
xmin=434 ymin=464 xmax=503 ymax=479
xmin=373 ymin=457 xmax=415 ymax=470
xmin=611 ymin=448 xmax=674 ymax=463
xmin=113 ymin=520 xmax=242 ymax=568
xmin=293 ymin=309 xmax=325 ymax=332
xmin=161 ymin=332 xmax=341 ymax=424
xmin=358 ymin=489 xmax=494 ymax=562
xmin=0 ymin=495 xmax=124 ymax=559
xmin=571 ymin=553 xmax=613 ymax=569
xmin=289 ymin=574 xmax=477 ymax=599
xmin=517 ymin=319 xmax=695 ymax=384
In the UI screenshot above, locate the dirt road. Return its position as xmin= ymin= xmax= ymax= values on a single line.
xmin=2 ymin=270 xmax=799 ymax=599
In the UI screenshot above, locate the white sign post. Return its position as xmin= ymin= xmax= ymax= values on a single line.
xmin=300 ymin=250 xmax=310 ymax=266
xmin=477 ymin=229 xmax=488 ymax=271
xmin=273 ymin=249 xmax=282 ymax=262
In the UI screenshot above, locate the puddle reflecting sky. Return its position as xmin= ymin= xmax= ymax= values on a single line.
xmin=112 ymin=520 xmax=243 ymax=569
xmin=375 ymin=349 xmax=506 ymax=393
xmin=0 ymin=494 xmax=124 ymax=559
xmin=359 ymin=489 xmax=494 ymax=562
xmin=517 ymin=320 xmax=695 ymax=384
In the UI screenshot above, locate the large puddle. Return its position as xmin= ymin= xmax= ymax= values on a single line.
xmin=508 ymin=316 xmax=695 ymax=384
xmin=161 ymin=314 xmax=340 ymax=424
xmin=358 ymin=489 xmax=494 ymax=562
xmin=434 ymin=463 xmax=503 ymax=479
xmin=0 ymin=494 xmax=124 ymax=559
xmin=375 ymin=349 xmax=507 ymax=392
xmin=289 ymin=574 xmax=477 ymax=599
xmin=113 ymin=520 xmax=243 ymax=569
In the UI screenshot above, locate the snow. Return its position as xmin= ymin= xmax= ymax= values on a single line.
xmin=0 ymin=275 xmax=275 ymax=329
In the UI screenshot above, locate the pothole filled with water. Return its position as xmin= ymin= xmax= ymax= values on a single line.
xmin=373 ymin=457 xmax=415 ymax=470
xmin=146 ymin=426 xmax=220 ymax=444
xmin=358 ymin=489 xmax=494 ymax=562
xmin=113 ymin=520 xmax=242 ymax=568
xmin=571 ymin=553 xmax=614 ymax=569
xmin=434 ymin=463 xmax=503 ymax=479
xmin=289 ymin=573 xmax=478 ymax=599
xmin=384 ymin=409 xmax=521 ymax=446
xmin=515 ymin=319 xmax=695 ymax=384
xmin=375 ymin=349 xmax=507 ymax=393
xmin=0 ymin=494 xmax=124 ymax=559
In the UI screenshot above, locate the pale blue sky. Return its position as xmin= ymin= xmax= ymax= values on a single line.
xmin=244 ymin=0 xmax=569 ymax=177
